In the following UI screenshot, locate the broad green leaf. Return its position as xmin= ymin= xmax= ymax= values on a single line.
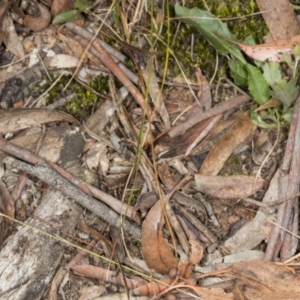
xmin=270 ymin=78 xmax=299 ymax=108
xmin=228 ymin=60 xmax=248 ymax=85
xmin=175 ymin=4 xmax=247 ymax=65
xmin=247 ymin=64 xmax=270 ymax=105
xmin=53 ymin=10 xmax=80 ymax=24
xmin=263 ymin=61 xmax=281 ymax=87
xmin=74 ymin=0 xmax=88 ymax=11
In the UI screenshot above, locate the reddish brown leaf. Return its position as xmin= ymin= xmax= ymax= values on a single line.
xmin=24 ymin=3 xmax=51 ymax=32
xmin=141 ymin=201 xmax=178 ymax=274
xmin=51 ymin=0 xmax=75 ymax=16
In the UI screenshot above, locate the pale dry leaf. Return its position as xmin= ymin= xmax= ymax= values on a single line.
xmin=84 ymin=142 xmax=109 ymax=175
xmin=0 ymin=108 xmax=79 ymax=135
xmin=195 ymin=174 xmax=265 ymax=199
xmin=49 ymin=54 xmax=80 ymax=68
xmin=216 ymin=32 xmax=300 ymax=62
xmin=78 ymin=285 xmax=106 ymax=300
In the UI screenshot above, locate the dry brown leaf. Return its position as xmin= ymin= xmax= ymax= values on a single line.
xmin=157 ymin=160 xmax=179 ymax=189
xmin=141 ymin=200 xmax=178 ymax=274
xmin=230 ymin=260 xmax=300 ymax=299
xmin=199 ymin=113 xmax=256 ymax=176
xmin=188 ymin=234 xmax=203 ymax=265
xmin=216 ymin=32 xmax=300 ymax=62
xmin=24 ymin=3 xmax=51 ymax=32
xmin=255 ymin=98 xmax=282 ymax=112
xmin=51 ymin=0 xmax=75 ymax=17
xmin=195 ymin=174 xmax=265 ymax=199
xmin=2 ymin=13 xmax=25 ymax=59
xmin=0 ymin=108 xmax=79 ymax=135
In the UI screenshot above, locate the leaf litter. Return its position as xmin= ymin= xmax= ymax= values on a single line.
xmin=0 ymin=1 xmax=300 ymax=299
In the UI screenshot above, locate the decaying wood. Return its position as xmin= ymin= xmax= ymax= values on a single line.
xmin=0 ymin=189 xmax=82 ymax=299
xmin=0 ymin=126 xmax=85 ymax=299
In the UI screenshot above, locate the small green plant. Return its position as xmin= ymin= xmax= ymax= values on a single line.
xmin=175 ymin=4 xmax=300 ymax=128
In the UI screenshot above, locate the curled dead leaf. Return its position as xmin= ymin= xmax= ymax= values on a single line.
xmin=141 ymin=201 xmax=178 ymax=274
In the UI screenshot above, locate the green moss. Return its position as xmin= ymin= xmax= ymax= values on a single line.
xmin=46 ymin=74 xmax=109 ymax=120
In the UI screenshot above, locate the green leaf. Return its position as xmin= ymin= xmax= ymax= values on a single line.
xmin=175 ymin=4 xmax=247 ymax=65
xmin=294 ymin=44 xmax=300 ymax=57
xmin=228 ymin=60 xmax=248 ymax=85
xmin=270 ymin=78 xmax=299 ymax=108
xmin=251 ymin=110 xmax=277 ymax=128
xmin=52 ymin=9 xmax=80 ymax=24
xmin=263 ymin=61 xmax=281 ymax=87
xmin=247 ymin=64 xmax=270 ymax=105
xmin=282 ymin=53 xmax=293 ymax=70
xmin=74 ymin=0 xmax=88 ymax=12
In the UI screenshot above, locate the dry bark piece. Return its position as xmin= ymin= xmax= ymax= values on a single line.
xmin=0 ymin=125 xmax=85 ymax=298
xmin=199 ymin=113 xmax=256 ymax=176
xmin=195 ymin=174 xmax=265 ymax=199
xmin=141 ymin=200 xmax=178 ymax=274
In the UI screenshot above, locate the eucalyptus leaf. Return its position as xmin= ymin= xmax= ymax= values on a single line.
xmin=263 ymin=61 xmax=281 ymax=87
xmin=175 ymin=4 xmax=247 ymax=64
xmin=53 ymin=9 xmax=80 ymax=24
xmin=228 ymin=60 xmax=248 ymax=85
xmin=247 ymin=64 xmax=270 ymax=105
xmin=270 ymin=78 xmax=299 ymax=108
